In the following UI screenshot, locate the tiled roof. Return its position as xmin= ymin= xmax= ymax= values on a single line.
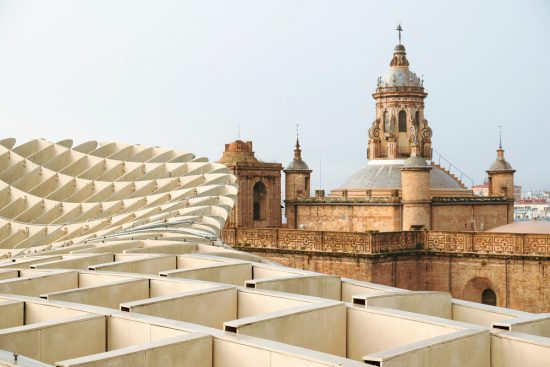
xmin=339 ymin=163 xmax=466 ymax=190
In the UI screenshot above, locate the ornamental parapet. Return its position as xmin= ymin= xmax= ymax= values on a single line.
xmin=223 ymin=228 xmax=550 ymax=257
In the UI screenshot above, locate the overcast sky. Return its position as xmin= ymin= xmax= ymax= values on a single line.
xmin=0 ymin=0 xmax=548 ymax=192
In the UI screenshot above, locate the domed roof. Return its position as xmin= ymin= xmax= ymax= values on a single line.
xmin=339 ymin=162 xmax=465 ymax=190
xmin=379 ymin=44 xmax=422 ymax=88
xmin=487 ymin=148 xmax=514 ymax=172
xmin=285 ymin=138 xmax=311 ymax=171
xmin=489 ymin=159 xmax=513 ymax=171
xmin=286 ymin=159 xmax=310 ymax=170
xmin=381 ymin=68 xmax=422 ymax=88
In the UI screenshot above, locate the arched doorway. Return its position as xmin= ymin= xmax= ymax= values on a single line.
xmin=482 ymin=289 xmax=497 ymax=306
xmin=253 ymin=181 xmax=266 ymax=221
xmin=463 ymin=277 xmax=498 ymax=306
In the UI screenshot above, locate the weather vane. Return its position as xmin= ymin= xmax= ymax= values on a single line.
xmin=396 ymin=23 xmax=403 ymax=44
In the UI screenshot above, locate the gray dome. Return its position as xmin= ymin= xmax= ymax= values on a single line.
xmin=488 ymin=158 xmax=513 ymax=171
xmin=339 ymin=163 xmax=465 ymax=190
xmin=286 ymin=159 xmax=310 ymax=171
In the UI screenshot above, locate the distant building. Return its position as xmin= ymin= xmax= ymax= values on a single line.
xmin=223 ymin=40 xmax=517 ymax=232
xmin=473 ymin=182 xmax=521 ymax=200
xmin=514 ymin=198 xmax=550 ymax=220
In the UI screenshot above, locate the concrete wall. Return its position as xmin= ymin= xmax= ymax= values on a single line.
xmin=0 ymin=271 xmax=78 ymax=297
xmin=0 ymin=301 xmax=23 ymax=328
xmin=31 ymin=254 xmax=115 ymax=270
xmin=121 ymin=287 xmax=237 ymax=329
xmin=162 ymin=263 xmax=252 ymax=286
xmin=45 ymin=278 xmax=150 ymax=309
xmin=346 ymin=307 xmax=458 ymax=360
xmin=367 ymin=330 xmax=490 ymax=367
xmin=356 ymin=292 xmax=452 ymax=319
xmin=107 ymin=316 xmax=186 ymax=350
xmin=225 ymin=302 xmax=346 ymax=357
xmin=89 ymin=255 xmax=176 ymax=274
xmin=491 ymin=332 xmax=550 ymax=367
xmin=247 ymin=275 xmax=341 ymax=300
xmin=0 ymin=315 xmax=106 ymax=364
xmin=56 ymin=334 xmax=212 ymax=367
xmin=25 ymin=302 xmax=88 ymax=324
xmin=237 ymin=290 xmax=310 ymax=318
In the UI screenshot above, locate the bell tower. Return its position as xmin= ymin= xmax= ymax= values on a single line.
xmin=284 ymin=130 xmax=312 ymax=228
xmin=368 ymin=25 xmax=432 ymax=161
xmin=486 ymin=131 xmax=516 ymax=223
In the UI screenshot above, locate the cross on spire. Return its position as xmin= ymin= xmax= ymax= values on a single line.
xmin=498 ymin=125 xmax=502 ymax=149
xmin=396 ymin=23 xmax=403 ymax=44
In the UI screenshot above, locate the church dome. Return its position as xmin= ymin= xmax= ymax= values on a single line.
xmin=380 ymin=45 xmax=422 ymax=88
xmin=339 ymin=162 xmax=465 ymax=191
xmin=285 ymin=137 xmax=311 ymax=171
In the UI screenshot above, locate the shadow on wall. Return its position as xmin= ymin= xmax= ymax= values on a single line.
xmin=463 ymin=277 xmax=497 ymax=306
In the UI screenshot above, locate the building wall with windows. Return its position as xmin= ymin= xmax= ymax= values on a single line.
xmin=218 ymin=140 xmax=282 ymax=228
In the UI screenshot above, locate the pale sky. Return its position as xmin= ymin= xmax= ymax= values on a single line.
xmin=0 ymin=0 xmax=549 ymax=192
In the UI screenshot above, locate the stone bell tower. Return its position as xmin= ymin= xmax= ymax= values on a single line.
xmin=368 ymin=27 xmax=432 ymax=161
xmin=218 ymin=140 xmax=282 ymax=228
xmin=284 ymin=133 xmax=311 ymax=228
xmin=487 ymin=139 xmax=516 ymax=223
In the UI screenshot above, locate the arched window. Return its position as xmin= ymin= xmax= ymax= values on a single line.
xmin=253 ymin=181 xmax=266 ymax=221
xmin=415 ymin=110 xmax=420 ymax=126
xmin=482 ymin=289 xmax=497 ymax=306
xmin=398 ymin=110 xmax=407 ymax=132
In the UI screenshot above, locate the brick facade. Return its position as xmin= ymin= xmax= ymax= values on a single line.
xmin=223 ymin=228 xmax=550 ymax=313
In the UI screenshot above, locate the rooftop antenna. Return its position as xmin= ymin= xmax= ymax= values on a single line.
xmin=396 ymin=23 xmax=403 ymax=44
xmin=498 ymin=125 xmax=502 ymax=149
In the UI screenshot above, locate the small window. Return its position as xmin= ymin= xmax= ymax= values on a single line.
xmin=253 ymin=181 xmax=266 ymax=221
xmin=398 ymin=110 xmax=407 ymax=132
xmin=415 ymin=110 xmax=420 ymax=125
xmin=482 ymin=289 xmax=497 ymax=306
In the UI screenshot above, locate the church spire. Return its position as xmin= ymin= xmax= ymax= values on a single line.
xmin=285 ymin=124 xmax=310 ymax=171
xmin=294 ymin=124 xmax=302 ymax=160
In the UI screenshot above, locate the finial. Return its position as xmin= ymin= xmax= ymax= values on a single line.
xmin=498 ymin=125 xmax=502 ymax=149
xmin=293 ymin=124 xmax=302 ymax=160
xmin=396 ymin=23 xmax=403 ymax=44
xmin=237 ymin=124 xmax=241 ymax=140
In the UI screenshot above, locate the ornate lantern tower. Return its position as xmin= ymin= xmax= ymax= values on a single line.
xmin=368 ymin=24 xmax=432 ymax=161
